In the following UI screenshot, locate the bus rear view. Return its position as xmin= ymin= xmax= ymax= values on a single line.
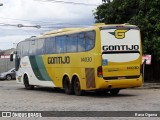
xmin=98 ymin=25 xmax=142 ymax=94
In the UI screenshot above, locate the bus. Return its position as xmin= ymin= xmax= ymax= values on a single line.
xmin=11 ymin=23 xmax=142 ymax=96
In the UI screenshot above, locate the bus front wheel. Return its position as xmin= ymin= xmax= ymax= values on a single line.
xmin=73 ymin=77 xmax=84 ymax=96
xmin=24 ymin=75 xmax=34 ymax=90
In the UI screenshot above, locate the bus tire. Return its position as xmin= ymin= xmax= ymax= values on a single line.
xmin=73 ymin=77 xmax=84 ymax=96
xmin=63 ymin=76 xmax=73 ymax=95
xmin=110 ymin=89 xmax=120 ymax=95
xmin=23 ymin=75 xmax=34 ymax=90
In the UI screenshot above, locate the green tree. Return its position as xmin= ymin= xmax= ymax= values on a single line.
xmin=94 ymin=0 xmax=160 ymax=60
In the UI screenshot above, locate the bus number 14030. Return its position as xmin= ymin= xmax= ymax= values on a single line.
xmin=81 ymin=57 xmax=92 ymax=62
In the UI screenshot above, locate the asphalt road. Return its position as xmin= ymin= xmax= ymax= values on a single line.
xmin=0 ymin=80 xmax=160 ymax=119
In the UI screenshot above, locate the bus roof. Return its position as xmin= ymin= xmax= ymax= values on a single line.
xmin=43 ymin=28 xmax=83 ymax=35
xmin=42 ymin=23 xmax=138 ymax=36
xmin=24 ymin=23 xmax=138 ymax=41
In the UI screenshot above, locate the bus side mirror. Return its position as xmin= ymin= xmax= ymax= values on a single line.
xmin=10 ymin=54 xmax=13 ymax=61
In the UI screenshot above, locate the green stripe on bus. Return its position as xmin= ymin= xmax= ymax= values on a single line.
xmin=35 ymin=56 xmax=52 ymax=81
xmin=29 ymin=56 xmax=44 ymax=80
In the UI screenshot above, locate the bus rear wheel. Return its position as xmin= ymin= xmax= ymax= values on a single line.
xmin=24 ymin=75 xmax=34 ymax=90
xmin=73 ymin=77 xmax=84 ymax=96
xmin=109 ymin=89 xmax=120 ymax=95
xmin=63 ymin=76 xmax=73 ymax=95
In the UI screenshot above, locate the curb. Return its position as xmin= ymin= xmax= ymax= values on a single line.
xmin=139 ymin=83 xmax=160 ymax=89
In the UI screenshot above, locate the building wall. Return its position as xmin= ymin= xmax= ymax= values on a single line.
xmin=0 ymin=58 xmax=15 ymax=73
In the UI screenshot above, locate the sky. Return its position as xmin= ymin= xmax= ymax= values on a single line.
xmin=0 ymin=0 xmax=102 ymax=50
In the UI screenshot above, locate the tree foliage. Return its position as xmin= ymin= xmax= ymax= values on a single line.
xmin=94 ymin=0 xmax=160 ymax=60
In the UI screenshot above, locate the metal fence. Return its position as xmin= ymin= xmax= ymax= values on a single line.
xmin=0 ymin=58 xmax=15 ymax=73
xmin=144 ymin=59 xmax=160 ymax=83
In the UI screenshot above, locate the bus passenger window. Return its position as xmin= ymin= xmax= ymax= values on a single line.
xmin=45 ymin=38 xmax=55 ymax=54
xmin=23 ymin=41 xmax=29 ymax=56
xmin=85 ymin=31 xmax=95 ymax=51
xmin=56 ymin=36 xmax=67 ymax=53
xmin=67 ymin=34 xmax=77 ymax=53
xmin=78 ymin=33 xmax=85 ymax=52
xmin=37 ymin=39 xmax=45 ymax=55
xmin=29 ymin=40 xmax=37 ymax=55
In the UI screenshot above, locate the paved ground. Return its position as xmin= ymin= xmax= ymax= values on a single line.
xmin=0 ymin=80 xmax=160 ymax=120
xmin=141 ymin=83 xmax=160 ymax=89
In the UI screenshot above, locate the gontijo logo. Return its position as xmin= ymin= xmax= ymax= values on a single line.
xmin=109 ymin=29 xmax=129 ymax=39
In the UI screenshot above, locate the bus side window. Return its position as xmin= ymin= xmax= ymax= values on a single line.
xmin=67 ymin=34 xmax=77 ymax=53
xmin=45 ymin=37 xmax=55 ymax=54
xmin=22 ymin=41 xmax=29 ymax=56
xmin=85 ymin=31 xmax=95 ymax=51
xmin=29 ymin=39 xmax=37 ymax=56
xmin=78 ymin=33 xmax=85 ymax=52
xmin=56 ymin=36 xmax=67 ymax=54
xmin=37 ymin=39 xmax=45 ymax=55
xmin=50 ymin=37 xmax=56 ymax=54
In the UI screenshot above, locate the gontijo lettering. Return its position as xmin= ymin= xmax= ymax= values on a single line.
xmin=48 ymin=56 xmax=70 ymax=64
xmin=103 ymin=45 xmax=139 ymax=51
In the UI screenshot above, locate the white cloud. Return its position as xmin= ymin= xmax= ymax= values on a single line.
xmin=1 ymin=0 xmax=101 ymax=23
xmin=0 ymin=35 xmax=30 ymax=50
xmin=0 ymin=0 xmax=101 ymax=50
